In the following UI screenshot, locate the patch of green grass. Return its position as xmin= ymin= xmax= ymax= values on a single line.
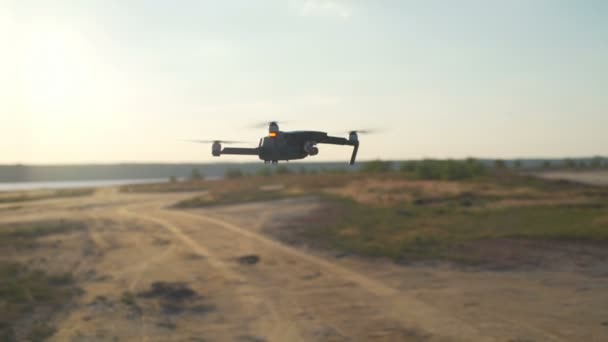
xmin=0 ymin=321 xmax=14 ymax=342
xmin=28 ymin=323 xmax=56 ymax=342
xmin=121 ymin=291 xmax=136 ymax=306
xmin=0 ymin=262 xmax=78 ymax=341
xmin=400 ymin=158 xmax=486 ymax=180
xmin=170 ymin=173 xmax=365 ymax=207
xmin=448 ymin=204 xmax=607 ymax=241
xmin=174 ymin=188 xmax=305 ymax=208
xmin=479 ymin=171 xmax=590 ymax=192
xmin=0 ymin=264 xmax=75 ymax=304
xmin=0 ymin=220 xmax=85 ymax=248
xmin=295 ymin=195 xmax=608 ymax=263
xmin=168 ymin=171 xmax=608 ymax=265
xmin=0 ymin=220 xmax=84 ymax=340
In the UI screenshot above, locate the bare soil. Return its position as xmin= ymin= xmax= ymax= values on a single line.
xmin=535 ymin=170 xmax=608 ymax=186
xmin=0 ymin=188 xmax=607 ymax=341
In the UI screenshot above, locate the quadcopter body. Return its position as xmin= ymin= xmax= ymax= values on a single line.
xmin=194 ymin=122 xmax=361 ymax=165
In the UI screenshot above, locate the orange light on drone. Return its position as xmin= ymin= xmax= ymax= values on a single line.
xmin=269 ymin=132 xmax=278 ymax=138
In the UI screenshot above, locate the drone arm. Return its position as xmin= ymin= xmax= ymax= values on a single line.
xmin=349 ymin=142 xmax=359 ymax=165
xmin=220 ymin=147 xmax=260 ymax=155
xmin=319 ymin=136 xmax=352 ymax=146
xmin=318 ymin=136 xmax=359 ymax=165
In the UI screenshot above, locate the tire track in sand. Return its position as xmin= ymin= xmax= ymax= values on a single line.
xmin=120 ymin=206 xmax=306 ymax=342
xmin=170 ymin=208 xmax=566 ymax=342
xmin=167 ymin=208 xmax=496 ymax=341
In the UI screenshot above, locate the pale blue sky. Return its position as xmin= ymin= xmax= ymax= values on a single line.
xmin=1 ymin=0 xmax=606 ymax=164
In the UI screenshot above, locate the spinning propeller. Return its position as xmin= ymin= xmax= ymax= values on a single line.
xmin=345 ymin=129 xmax=380 ymax=135
xmin=249 ymin=120 xmax=289 ymax=129
xmin=183 ymin=139 xmax=247 ymax=144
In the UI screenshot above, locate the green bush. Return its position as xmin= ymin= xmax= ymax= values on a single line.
xmin=327 ymin=167 xmax=347 ymax=174
xmin=360 ymin=160 xmax=392 ymax=173
xmin=563 ymin=158 xmax=576 ymax=168
xmin=441 ymin=160 xmax=473 ymax=180
xmin=465 ymin=158 xmax=486 ymax=176
xmin=28 ymin=323 xmax=56 ymax=342
xmin=494 ymin=159 xmax=506 ymax=169
xmin=0 ymin=262 xmax=76 ymax=342
xmin=121 ymin=291 xmax=136 ymax=306
xmin=409 ymin=159 xmax=485 ymax=180
xmin=414 ymin=159 xmax=442 ymax=180
xmin=275 ymin=165 xmax=291 ymax=175
xmin=400 ymin=160 xmax=417 ymax=172
xmin=225 ymin=168 xmax=243 ymax=179
xmin=513 ymin=160 xmax=522 ymax=169
xmin=256 ymin=167 xmax=273 ymax=177
xmin=190 ymin=168 xmax=204 ymax=180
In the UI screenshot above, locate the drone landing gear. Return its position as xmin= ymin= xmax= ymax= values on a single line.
xmin=271 ymin=160 xmax=278 ymax=164
xmin=263 ymin=160 xmax=279 ymax=164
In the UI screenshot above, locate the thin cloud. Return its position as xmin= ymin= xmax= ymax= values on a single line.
xmin=196 ymin=39 xmax=232 ymax=58
xmin=295 ymin=0 xmax=352 ymax=18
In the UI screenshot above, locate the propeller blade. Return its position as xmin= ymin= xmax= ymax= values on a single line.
xmin=182 ymin=139 xmax=247 ymax=144
xmin=347 ymin=128 xmax=381 ymax=135
xmin=248 ymin=120 xmax=290 ymax=129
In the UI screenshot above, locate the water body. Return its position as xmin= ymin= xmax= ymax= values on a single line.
xmin=0 ymin=178 xmax=169 ymax=192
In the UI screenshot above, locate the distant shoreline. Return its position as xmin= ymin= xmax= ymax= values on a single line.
xmin=0 ymin=178 xmax=168 ymax=192
xmin=0 ymin=162 xmax=361 ymax=182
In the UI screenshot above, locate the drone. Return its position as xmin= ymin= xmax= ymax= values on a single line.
xmin=187 ymin=121 xmax=370 ymax=165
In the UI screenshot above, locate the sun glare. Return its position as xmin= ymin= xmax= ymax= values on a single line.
xmin=14 ymin=19 xmax=131 ymax=142
xmin=21 ymin=25 xmax=96 ymax=117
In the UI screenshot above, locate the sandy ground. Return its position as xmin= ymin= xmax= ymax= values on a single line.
xmin=1 ymin=188 xmax=607 ymax=341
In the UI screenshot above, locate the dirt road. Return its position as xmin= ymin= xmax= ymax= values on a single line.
xmin=2 ymin=189 xmax=607 ymax=341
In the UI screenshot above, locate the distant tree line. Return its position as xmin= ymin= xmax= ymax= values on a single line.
xmin=490 ymin=157 xmax=607 ymax=171
xmin=213 ymin=156 xmax=607 ymax=181
xmin=335 ymin=158 xmax=487 ymax=180
xmin=222 ymin=164 xmax=348 ymax=179
xmin=399 ymin=158 xmax=486 ymax=180
xmin=559 ymin=156 xmax=606 ymax=170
